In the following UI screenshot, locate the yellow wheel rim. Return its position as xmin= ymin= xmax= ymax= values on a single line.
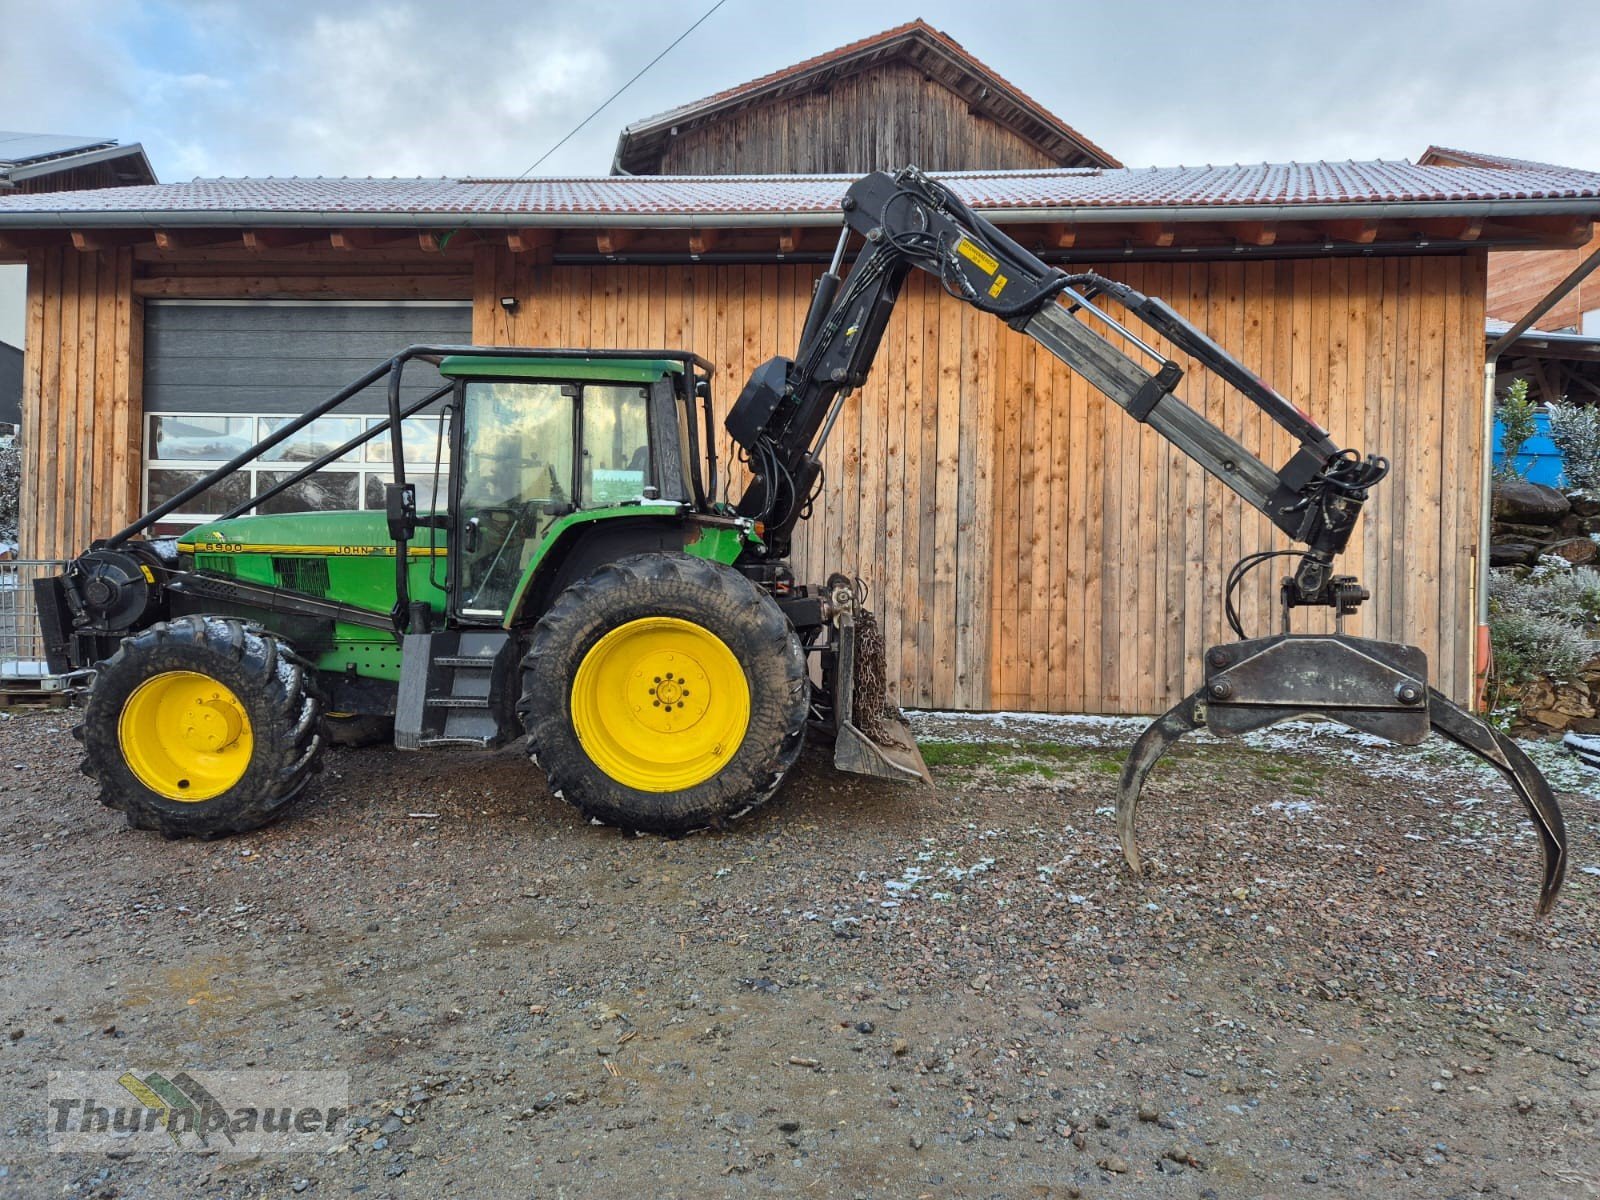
xmin=118 ymin=671 xmax=255 ymax=801
xmin=570 ymin=617 xmax=750 ymax=792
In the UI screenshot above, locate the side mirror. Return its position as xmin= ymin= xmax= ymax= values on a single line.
xmin=385 ymin=482 xmax=417 ymax=542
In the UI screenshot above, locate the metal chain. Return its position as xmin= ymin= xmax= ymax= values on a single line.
xmin=851 ymin=608 xmax=899 ymax=743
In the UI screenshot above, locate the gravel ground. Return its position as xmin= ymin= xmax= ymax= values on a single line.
xmin=0 ymin=706 xmax=1597 ymax=1199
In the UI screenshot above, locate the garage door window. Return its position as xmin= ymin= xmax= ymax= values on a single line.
xmin=141 ymin=299 xmax=471 ymax=530
xmin=145 ymin=412 xmax=451 ymax=523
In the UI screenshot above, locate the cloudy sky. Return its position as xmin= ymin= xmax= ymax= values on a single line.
xmin=2 ymin=0 xmax=1598 ymax=181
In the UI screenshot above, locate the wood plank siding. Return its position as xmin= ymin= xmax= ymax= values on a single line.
xmin=474 ymin=247 xmax=1488 ymax=712
xmin=653 ymin=64 xmax=1061 ymax=175
xmin=1485 ymin=229 xmax=1600 ymax=331
xmin=19 ymin=242 xmax=1485 ymax=711
xmin=20 ymin=246 xmax=142 ymax=561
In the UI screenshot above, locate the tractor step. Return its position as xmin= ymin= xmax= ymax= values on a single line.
xmin=396 ymin=630 xmax=517 ymax=750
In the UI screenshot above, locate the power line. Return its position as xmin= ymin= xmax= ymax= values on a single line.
xmin=517 ymin=0 xmax=733 ymax=178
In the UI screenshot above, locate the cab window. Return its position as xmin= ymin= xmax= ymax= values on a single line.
xmin=456 ymin=380 xmax=575 ymax=617
xmin=581 ymin=385 xmax=651 ymax=507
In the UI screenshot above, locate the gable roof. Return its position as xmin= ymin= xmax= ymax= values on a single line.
xmin=0 ymin=131 xmax=156 ymax=188
xmin=1418 ymin=145 xmax=1585 ymax=173
xmin=612 ymin=20 xmax=1119 ymax=175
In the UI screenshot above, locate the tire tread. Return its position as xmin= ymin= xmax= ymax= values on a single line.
xmin=78 ymin=615 xmax=325 ymax=838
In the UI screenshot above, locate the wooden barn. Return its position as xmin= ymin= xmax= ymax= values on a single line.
xmin=3 ymin=23 xmax=1600 ymax=715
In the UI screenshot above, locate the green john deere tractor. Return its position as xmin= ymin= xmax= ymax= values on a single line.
xmin=36 ymin=167 xmax=1565 ymax=915
xmin=39 ymin=347 xmax=923 ymax=840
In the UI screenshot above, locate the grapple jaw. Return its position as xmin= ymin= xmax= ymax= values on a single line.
xmin=1117 ymin=634 xmax=1568 ymax=916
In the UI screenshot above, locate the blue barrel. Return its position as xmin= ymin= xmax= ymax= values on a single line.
xmin=1493 ymin=409 xmax=1565 ymax=486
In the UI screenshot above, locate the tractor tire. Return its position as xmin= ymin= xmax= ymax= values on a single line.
xmin=321 ymin=713 xmax=395 ymax=748
xmin=520 ymin=552 xmax=809 ymax=834
xmin=78 ymin=615 xmax=325 ymax=838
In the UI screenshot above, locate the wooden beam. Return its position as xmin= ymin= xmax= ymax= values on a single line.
xmin=330 ymin=229 xmax=411 ymax=252
xmin=152 ymin=229 xmax=240 ymax=251
xmin=1132 ymin=221 xmax=1175 ymax=248
xmin=1567 ymin=373 xmax=1600 ymax=401
xmin=136 ymin=238 xmax=458 ymax=265
xmin=0 ymin=231 xmax=68 ymax=254
xmin=1233 ymin=221 xmax=1277 ymax=247
xmin=1530 ymin=357 xmax=1560 ymax=405
xmin=1320 ymin=218 xmax=1379 ymax=244
xmin=688 ymin=228 xmax=720 ymax=257
xmin=1406 ymin=216 xmax=1487 ymax=243
xmin=596 ymin=229 xmax=635 ymax=256
xmin=506 ymin=228 xmax=554 ymax=260
xmin=242 ymin=229 xmax=324 ymax=252
xmin=1037 ymin=221 xmax=1077 ymax=250
xmin=1497 ymin=214 xmax=1592 ymax=246
xmin=417 ymin=231 xmax=470 ymax=253
xmin=777 ymin=227 xmax=801 ymax=255
xmin=134 ymin=274 xmax=473 ymax=300
xmin=69 ymin=229 xmax=148 ymax=252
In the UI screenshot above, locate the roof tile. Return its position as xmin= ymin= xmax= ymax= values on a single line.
xmin=2 ymin=161 xmax=1598 ymax=222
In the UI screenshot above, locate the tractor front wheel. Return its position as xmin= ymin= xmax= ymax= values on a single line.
xmin=79 ymin=616 xmax=324 ymax=838
xmin=520 ymin=553 xmax=809 ymax=834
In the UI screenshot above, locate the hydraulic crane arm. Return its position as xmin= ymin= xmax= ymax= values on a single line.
xmin=727 ymin=166 xmax=1384 ymax=613
xmin=726 ymin=166 xmax=1567 ymax=915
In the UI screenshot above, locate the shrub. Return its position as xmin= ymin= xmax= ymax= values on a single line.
xmin=1548 ymin=398 xmax=1600 ymax=492
xmin=1488 ymin=564 xmax=1600 ymax=685
xmin=1495 ymin=378 xmax=1538 ymax=481
xmin=1489 ymin=564 xmax=1600 ymax=629
xmin=1488 ymin=607 xmax=1592 ymax=686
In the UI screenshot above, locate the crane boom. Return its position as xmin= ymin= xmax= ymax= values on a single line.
xmin=725 ymin=166 xmax=1566 ymax=915
xmin=728 ymin=166 xmax=1384 ymax=611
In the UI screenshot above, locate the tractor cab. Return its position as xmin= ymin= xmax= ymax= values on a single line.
xmin=436 ymin=354 xmax=709 ymax=623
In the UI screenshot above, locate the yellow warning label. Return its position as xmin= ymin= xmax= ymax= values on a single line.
xmin=139 ymin=564 xmax=155 ymax=583
xmin=955 ymin=238 xmax=999 ymax=276
xmin=988 ymin=274 xmax=1008 ymax=299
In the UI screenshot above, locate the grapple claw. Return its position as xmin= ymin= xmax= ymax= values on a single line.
xmin=1116 ymin=689 xmax=1203 ymax=876
xmin=1115 ymin=636 xmax=1569 ymax=916
xmin=1425 ymin=687 xmax=1567 ymax=915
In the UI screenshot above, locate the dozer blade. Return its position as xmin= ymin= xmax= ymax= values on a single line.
xmin=828 ymin=599 xmax=933 ymax=786
xmin=835 ymin=713 xmax=934 ymax=785
xmin=1115 ymin=634 xmax=1568 ymax=916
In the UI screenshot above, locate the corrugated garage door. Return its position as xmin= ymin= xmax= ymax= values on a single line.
xmin=143 ymin=301 xmax=471 ymax=523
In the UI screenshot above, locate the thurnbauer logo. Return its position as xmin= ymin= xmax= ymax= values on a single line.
xmin=48 ymin=1069 xmax=347 ymax=1153
xmin=116 ymin=1070 xmax=235 ymax=1147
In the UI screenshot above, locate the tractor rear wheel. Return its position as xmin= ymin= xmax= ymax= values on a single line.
xmin=520 ymin=552 xmax=809 ymax=834
xmin=79 ymin=616 xmax=324 ymax=838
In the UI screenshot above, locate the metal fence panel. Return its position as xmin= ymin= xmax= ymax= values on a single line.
xmin=0 ymin=560 xmax=67 ymax=688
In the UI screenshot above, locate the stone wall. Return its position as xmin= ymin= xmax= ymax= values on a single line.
xmin=1491 ymin=479 xmax=1600 ymax=568
xmin=1492 ymin=479 xmax=1600 ymax=734
xmin=1515 ymin=666 xmax=1600 ymax=735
